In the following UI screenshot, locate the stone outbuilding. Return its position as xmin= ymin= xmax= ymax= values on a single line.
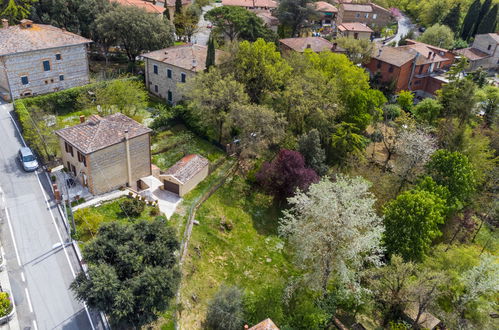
xmin=338 ymin=22 xmax=373 ymax=40
xmin=0 ymin=19 xmax=92 ymax=101
xmin=455 ymin=33 xmax=499 ymax=71
xmin=160 ymin=154 xmax=209 ymax=197
xmin=54 ymin=113 xmax=152 ymax=195
xmin=279 ymin=37 xmax=344 ymax=53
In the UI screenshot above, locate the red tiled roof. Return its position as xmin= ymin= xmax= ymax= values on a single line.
xmin=161 ymin=0 xmax=190 ymax=6
xmin=372 ymin=45 xmax=416 ymax=67
xmin=256 ymin=11 xmax=279 ymax=26
xmin=141 ymin=44 xmax=227 ymax=72
xmin=249 ymin=318 xmax=279 ymax=330
xmin=315 ymin=1 xmax=338 ymax=13
xmin=455 ymin=47 xmax=491 ymax=61
xmin=165 ymin=154 xmax=209 ymax=184
xmin=0 ymin=22 xmax=92 ymax=57
xmin=113 ymin=0 xmax=166 ymax=14
xmin=279 ymin=37 xmax=335 ymax=52
xmin=222 ymin=0 xmax=277 ymax=8
xmin=341 ymin=3 xmax=372 ymax=12
xmin=401 ymin=40 xmax=450 ymax=64
xmin=487 ymin=33 xmax=499 ymax=43
xmin=338 ymin=22 xmax=373 ymax=32
xmin=55 ymin=113 xmax=151 ymax=154
xmin=371 ymin=3 xmax=391 ymax=14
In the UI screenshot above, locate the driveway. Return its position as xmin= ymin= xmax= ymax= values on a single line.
xmin=0 ymin=103 xmax=104 ymax=329
xmin=392 ymin=11 xmax=415 ymax=45
xmin=192 ymin=3 xmax=221 ymax=45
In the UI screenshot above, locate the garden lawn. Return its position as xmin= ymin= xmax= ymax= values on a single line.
xmin=151 ymin=124 xmax=225 ymax=171
xmin=177 ymin=176 xmax=296 ymax=329
xmin=73 ymin=196 xmax=159 ymax=242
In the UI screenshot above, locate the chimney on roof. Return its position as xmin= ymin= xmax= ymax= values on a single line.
xmin=20 ymin=19 xmax=33 ymax=29
xmin=378 ymin=48 xmax=382 ymax=57
xmin=1 ymin=19 xmax=8 ymax=29
xmin=79 ymin=115 xmax=85 ymax=123
xmin=192 ymin=58 xmax=197 ymax=68
xmin=432 ymin=52 xmax=436 ymax=59
xmin=427 ymin=51 xmax=432 ymax=59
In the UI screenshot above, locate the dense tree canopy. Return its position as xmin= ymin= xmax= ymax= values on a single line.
xmin=418 ymin=24 xmax=455 ymax=49
xmin=70 ymin=220 xmax=180 ymax=327
xmin=206 ymin=286 xmax=245 ymax=330
xmin=1 ymin=0 xmax=36 ymax=24
xmin=275 ymin=0 xmax=317 ymax=37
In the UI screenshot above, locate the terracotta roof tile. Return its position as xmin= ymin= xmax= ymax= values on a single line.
xmin=338 ymin=22 xmax=373 ymax=32
xmin=249 ymin=318 xmax=279 ymax=330
xmin=279 ymin=37 xmax=336 ymax=52
xmin=222 ymin=0 xmax=277 ymax=8
xmin=55 ymin=113 xmax=151 ymax=154
xmin=112 ymin=0 xmax=166 ymax=14
xmin=141 ymin=44 xmax=227 ymax=72
xmin=372 ymin=45 xmax=416 ymax=67
xmin=0 ymin=22 xmax=92 ymax=57
xmin=165 ymin=154 xmax=209 ymax=184
xmin=341 ymin=3 xmax=372 ymax=12
xmin=455 ymin=47 xmax=491 ymax=60
xmin=315 ymin=1 xmax=338 ymax=13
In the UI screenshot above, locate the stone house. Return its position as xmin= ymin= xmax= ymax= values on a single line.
xmin=160 ymin=154 xmax=209 ymax=196
xmin=337 ymin=3 xmax=392 ymax=31
xmin=158 ymin=0 xmax=191 ymax=19
xmin=256 ymin=11 xmax=279 ymax=32
xmin=142 ymin=44 xmax=227 ymax=105
xmin=54 ymin=113 xmax=152 ymax=195
xmin=365 ymin=40 xmax=455 ymax=95
xmin=455 ymin=33 xmax=499 ymax=71
xmin=337 ymin=22 xmax=373 ymax=40
xmin=0 ymin=19 xmax=92 ymax=101
xmin=314 ymin=1 xmax=338 ymax=27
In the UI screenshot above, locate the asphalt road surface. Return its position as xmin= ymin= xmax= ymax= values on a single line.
xmin=0 ymin=102 xmax=104 ymax=330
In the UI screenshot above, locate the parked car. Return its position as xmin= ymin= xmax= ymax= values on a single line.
xmin=18 ymin=147 xmax=39 ymax=172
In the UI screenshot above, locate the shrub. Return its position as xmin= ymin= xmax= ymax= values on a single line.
xmin=121 ymin=198 xmax=146 ymax=217
xmin=206 ymin=286 xmax=244 ymax=330
xmin=0 ymin=292 xmax=13 ymax=317
xmin=149 ymin=205 xmax=160 ymax=216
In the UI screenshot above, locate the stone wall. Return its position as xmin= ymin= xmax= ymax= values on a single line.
xmin=145 ymin=58 xmax=195 ymax=105
xmin=3 ymin=44 xmax=89 ymax=99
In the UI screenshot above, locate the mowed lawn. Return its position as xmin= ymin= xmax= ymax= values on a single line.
xmin=178 ymin=176 xmax=296 ymax=329
xmin=151 ymin=124 xmax=225 ymax=171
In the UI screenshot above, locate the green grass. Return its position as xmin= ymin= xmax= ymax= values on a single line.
xmin=73 ymin=196 xmax=159 ymax=242
xmin=151 ymin=124 xmax=225 ymax=171
xmin=177 ymin=176 xmax=296 ymax=329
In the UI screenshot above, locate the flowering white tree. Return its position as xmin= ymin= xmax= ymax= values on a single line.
xmin=279 ymin=175 xmax=385 ymax=294
xmin=395 ymin=128 xmax=437 ymax=192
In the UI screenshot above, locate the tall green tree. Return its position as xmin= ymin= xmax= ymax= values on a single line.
xmin=275 ymin=0 xmax=318 ymax=37
xmin=298 ymin=129 xmax=328 ymax=176
xmin=206 ymin=286 xmax=245 ymax=330
xmin=418 ymin=24 xmax=455 ymax=49
xmin=175 ymin=0 xmax=182 ymax=14
xmin=411 ymin=98 xmax=442 ymax=125
xmin=474 ymin=0 xmax=492 ymax=35
xmin=442 ymin=3 xmax=461 ymax=34
xmin=461 ymin=0 xmax=481 ymax=40
xmin=477 ymin=4 xmax=498 ymax=34
xmin=1 ymin=0 xmax=35 ymax=24
xmin=94 ymin=5 xmax=174 ymax=63
xmin=205 ymin=35 xmax=216 ymax=71
xmin=232 ymin=38 xmax=292 ymax=103
xmin=438 ymin=77 xmax=477 ymax=127
xmin=383 ymin=189 xmax=446 ymax=262
xmin=70 ymin=220 xmax=180 ymax=327
xmin=426 ymin=149 xmax=477 ymax=206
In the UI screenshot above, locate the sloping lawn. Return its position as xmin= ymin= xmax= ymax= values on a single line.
xmin=73 ymin=196 xmax=159 ymax=242
xmin=151 ymin=124 xmax=225 ymax=171
xmin=178 ymin=176 xmax=296 ymax=329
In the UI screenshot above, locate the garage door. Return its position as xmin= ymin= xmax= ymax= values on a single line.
xmin=164 ymin=180 xmax=180 ymax=195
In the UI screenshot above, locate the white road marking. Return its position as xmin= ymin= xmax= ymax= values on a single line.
xmin=21 ymin=271 xmax=25 ymax=282
xmin=7 ymin=111 xmax=96 ymax=330
xmin=25 ymin=287 xmax=33 ymax=313
xmin=5 ymin=208 xmax=22 ymax=267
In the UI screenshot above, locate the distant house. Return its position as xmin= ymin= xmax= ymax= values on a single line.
xmin=455 ymin=33 xmax=499 ymax=71
xmin=160 ymin=154 xmax=209 ymax=196
xmin=142 ymin=44 xmax=227 ymax=105
xmin=365 ymin=40 xmax=455 ymax=95
xmin=337 ymin=2 xmax=392 ymax=31
xmin=112 ymin=0 xmax=166 ymax=16
xmin=256 ymin=11 xmax=279 ymax=32
xmin=279 ymin=37 xmax=344 ymax=53
xmin=55 ymin=113 xmax=152 ymax=195
xmin=403 ymin=304 xmax=443 ymax=330
xmin=338 ymin=22 xmax=373 ymax=40
xmin=248 ymin=318 xmax=279 ymax=330
xmin=0 ymin=19 xmax=92 ymax=101
xmin=158 ymin=0 xmax=191 ymax=19
xmin=315 ymin=1 xmax=338 ymax=27
xmin=221 ymin=0 xmax=278 ymax=11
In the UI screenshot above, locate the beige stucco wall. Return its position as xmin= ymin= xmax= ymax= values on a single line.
xmin=2 ymin=44 xmax=90 ymax=100
xmin=339 ymin=30 xmax=372 ymax=40
xmin=145 ymin=58 xmax=196 ymax=105
xmin=59 ymin=136 xmax=91 ymax=192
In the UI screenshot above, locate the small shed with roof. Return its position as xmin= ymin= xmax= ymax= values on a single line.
xmin=160 ymin=154 xmax=209 ymax=196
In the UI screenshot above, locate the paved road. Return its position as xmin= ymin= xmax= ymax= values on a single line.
xmin=392 ymin=12 xmax=415 ymax=45
xmin=192 ymin=3 xmax=221 ymax=45
xmin=0 ymin=102 xmax=104 ymax=330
